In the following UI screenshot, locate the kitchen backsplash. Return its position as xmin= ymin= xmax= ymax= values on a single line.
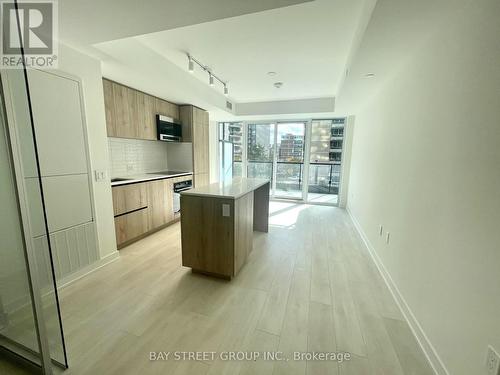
xmin=108 ymin=138 xmax=168 ymax=177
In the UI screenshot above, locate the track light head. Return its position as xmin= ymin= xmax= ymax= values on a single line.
xmin=188 ymin=55 xmax=194 ymax=73
xmin=224 ymin=84 xmax=228 ymax=96
xmin=209 ymin=73 xmax=214 ymax=86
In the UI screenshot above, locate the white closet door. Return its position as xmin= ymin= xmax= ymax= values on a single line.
xmin=27 ymin=69 xmax=88 ymax=176
xmin=42 ymin=174 xmax=93 ymax=233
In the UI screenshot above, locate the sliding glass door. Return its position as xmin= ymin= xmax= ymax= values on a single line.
xmin=275 ymin=122 xmax=306 ymax=199
xmin=247 ymin=123 xmax=275 ymax=188
xmin=220 ymin=118 xmax=346 ymax=205
xmin=307 ymin=119 xmax=345 ymax=205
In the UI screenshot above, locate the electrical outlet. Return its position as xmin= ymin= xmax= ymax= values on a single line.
xmin=486 ymin=345 xmax=500 ymax=375
xmin=386 ymin=232 xmax=390 ymax=244
xmin=379 ymin=225 xmax=383 ymax=236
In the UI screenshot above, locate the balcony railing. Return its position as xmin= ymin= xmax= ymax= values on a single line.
xmin=243 ymin=161 xmax=340 ymax=195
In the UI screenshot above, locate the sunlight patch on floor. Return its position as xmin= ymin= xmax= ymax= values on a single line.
xmin=268 ymin=201 xmax=308 ymax=228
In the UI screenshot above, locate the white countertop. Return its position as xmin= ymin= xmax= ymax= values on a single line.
xmin=181 ymin=177 xmax=270 ymax=199
xmin=111 ymin=171 xmax=193 ymax=187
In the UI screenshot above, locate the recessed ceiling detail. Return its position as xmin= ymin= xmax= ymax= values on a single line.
xmin=88 ymin=0 xmax=369 ymax=119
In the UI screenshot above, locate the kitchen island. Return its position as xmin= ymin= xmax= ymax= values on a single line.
xmin=180 ymin=177 xmax=270 ymax=279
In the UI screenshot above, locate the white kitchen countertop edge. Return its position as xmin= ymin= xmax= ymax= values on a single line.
xmin=180 ymin=178 xmax=270 ymax=199
xmin=111 ymin=172 xmax=193 ymax=187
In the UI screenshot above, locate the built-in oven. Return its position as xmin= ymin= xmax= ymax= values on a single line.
xmin=157 ymin=115 xmax=182 ymax=142
xmin=173 ymin=179 xmax=192 ymax=214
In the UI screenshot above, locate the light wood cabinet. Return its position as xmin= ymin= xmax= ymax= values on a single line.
xmin=179 ymin=105 xmax=193 ymax=142
xmin=114 ymin=209 xmax=149 ymax=246
xmin=192 ymin=107 xmax=209 ymax=175
xmin=112 ymin=183 xmax=148 ymax=217
xmin=194 ymin=173 xmax=209 ymax=187
xmin=113 ymin=83 xmax=136 ymax=138
xmin=103 ymin=79 xmax=116 ymax=137
xmin=155 ymin=97 xmax=179 ymax=122
xmin=147 ymin=179 xmax=174 ymax=229
xmin=179 ymin=105 xmax=210 ymax=187
xmin=136 ymin=92 xmax=156 ymax=140
xmin=112 ymin=175 xmax=192 ymax=248
xmin=102 ymin=78 xmax=178 ymax=141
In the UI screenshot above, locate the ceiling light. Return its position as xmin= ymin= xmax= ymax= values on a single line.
xmin=186 ymin=53 xmax=227 ymax=94
xmin=364 ymin=73 xmax=375 ymax=77
xmin=188 ymin=55 xmax=194 ymax=73
xmin=274 ymin=82 xmax=283 ymax=88
xmin=267 ymin=71 xmax=277 ymax=76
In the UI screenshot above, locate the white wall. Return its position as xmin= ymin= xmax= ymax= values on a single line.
xmin=57 ymin=44 xmax=117 ymax=258
xmin=338 ymin=1 xmax=500 ymax=374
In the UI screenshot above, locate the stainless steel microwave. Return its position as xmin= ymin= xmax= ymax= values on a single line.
xmin=156 ymin=115 xmax=182 ymax=142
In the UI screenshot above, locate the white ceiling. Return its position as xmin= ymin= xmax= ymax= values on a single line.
xmin=62 ymin=0 xmax=371 ymax=119
xmin=60 ymin=0 xmax=312 ymax=45
xmin=133 ymin=0 xmax=366 ymax=103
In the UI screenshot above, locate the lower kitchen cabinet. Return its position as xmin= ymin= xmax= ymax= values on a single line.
xmin=147 ymin=179 xmax=174 ymax=229
xmin=112 ymin=182 xmax=148 ymax=216
xmin=114 ymin=208 xmax=149 ymax=246
xmin=112 ymin=175 xmax=192 ymax=248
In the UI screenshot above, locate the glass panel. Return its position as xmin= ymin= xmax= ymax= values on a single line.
xmin=275 ymin=123 xmax=305 ymax=199
xmin=0 ymin=86 xmax=40 ymax=360
xmin=307 ymin=119 xmax=345 ymax=205
xmin=1 ymin=67 xmax=68 ymax=369
xmin=247 ymin=123 xmax=275 ymax=189
xmin=219 ymin=122 xmax=243 ymax=181
xmin=233 ymin=161 xmax=243 ymax=177
xmin=247 ymin=161 xmax=273 ymax=181
xmin=222 ymin=142 xmax=233 ymax=181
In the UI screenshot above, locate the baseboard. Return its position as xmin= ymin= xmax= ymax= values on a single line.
xmin=3 ymin=251 xmax=120 ymax=317
xmin=56 ymin=251 xmax=120 ymax=290
xmin=346 ymin=206 xmax=449 ymax=375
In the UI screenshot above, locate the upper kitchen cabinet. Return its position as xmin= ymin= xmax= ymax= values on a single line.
xmin=155 ymin=97 xmax=179 ymax=123
xmin=136 ymin=92 xmax=156 ymax=140
xmin=102 ymin=78 xmax=179 ymax=141
xmin=179 ymin=105 xmax=210 ymax=187
xmin=27 ymin=69 xmax=89 ymax=176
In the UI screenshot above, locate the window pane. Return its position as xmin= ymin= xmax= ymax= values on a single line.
xmin=277 ymin=123 xmax=304 ymax=163
xmin=307 ymin=118 xmax=345 ymax=205
xmin=247 ymin=123 xmax=275 ymax=161
xmin=247 ymin=161 xmax=273 ymax=181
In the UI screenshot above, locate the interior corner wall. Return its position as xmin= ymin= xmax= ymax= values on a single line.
xmin=341 ymin=1 xmax=500 ymax=375
xmin=57 ymin=43 xmax=117 ymax=258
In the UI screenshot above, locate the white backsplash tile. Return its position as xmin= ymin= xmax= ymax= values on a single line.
xmin=108 ymin=138 xmax=169 ymax=177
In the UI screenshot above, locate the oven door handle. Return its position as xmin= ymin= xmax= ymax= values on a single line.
xmin=174 ymin=187 xmax=192 ymax=193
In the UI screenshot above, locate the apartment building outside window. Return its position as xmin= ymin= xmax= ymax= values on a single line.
xmin=218 ymin=118 xmax=346 ymax=205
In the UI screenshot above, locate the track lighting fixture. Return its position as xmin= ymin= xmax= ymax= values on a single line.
xmin=188 ymin=55 xmax=194 ymax=73
xmin=186 ymin=53 xmax=228 ymax=96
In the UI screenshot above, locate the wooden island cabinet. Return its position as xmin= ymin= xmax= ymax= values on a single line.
xmin=180 ymin=178 xmax=270 ymax=279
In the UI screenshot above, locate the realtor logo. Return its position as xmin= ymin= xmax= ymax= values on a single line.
xmin=1 ymin=0 xmax=58 ymax=68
